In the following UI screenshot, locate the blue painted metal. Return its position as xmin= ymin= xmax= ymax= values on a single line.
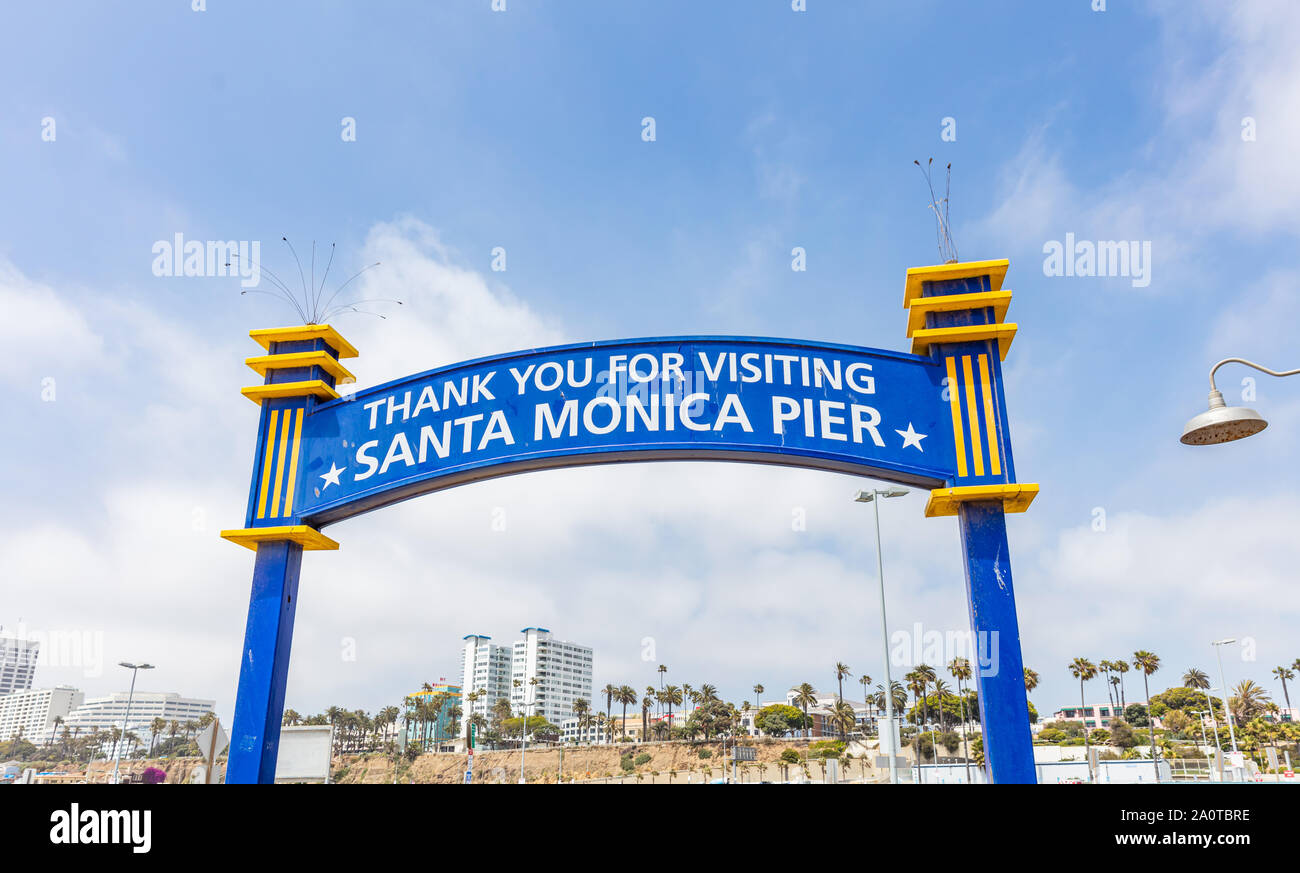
xmin=291 ymin=335 xmax=956 ymax=526
xmin=227 ymin=322 xmax=1037 ymax=783
xmin=957 ymin=501 xmax=1036 ymax=783
xmin=228 ymin=539 xmax=303 ymax=784
xmin=921 ymin=275 xmax=1036 ymax=783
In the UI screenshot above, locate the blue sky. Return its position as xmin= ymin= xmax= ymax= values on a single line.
xmin=3 ymin=1 xmax=1298 ymax=725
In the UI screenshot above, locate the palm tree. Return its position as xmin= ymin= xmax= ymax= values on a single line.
xmin=661 ymin=685 xmax=683 ymax=733
xmin=1113 ymin=659 xmax=1130 ymax=708
xmin=657 ymin=665 xmax=668 ymax=714
xmin=697 ymin=684 xmax=719 ymax=702
xmin=1099 ymin=660 xmax=1116 ymax=709
xmin=834 ymin=662 xmax=852 ymax=737
xmin=1068 ymin=657 xmax=1098 ymax=782
xmin=48 ymin=715 xmax=64 ymax=750
xmin=948 ymin=657 xmax=973 ymax=781
xmin=1183 ymin=667 xmax=1210 ymax=690
xmin=573 ymin=698 xmax=591 ymax=744
xmin=914 ymin=663 xmax=937 ymax=731
xmin=615 ymin=685 xmax=636 ymax=740
xmin=831 ymin=700 xmax=856 ymax=738
xmin=641 ymin=695 xmax=652 ymax=739
xmin=602 ymin=684 xmax=616 ymax=728
xmin=792 ymin=683 xmax=817 ymax=739
xmin=165 ymin=720 xmax=179 ymax=756
xmin=858 ymin=674 xmax=873 ymax=728
xmin=1023 ymin=667 xmax=1039 ymax=694
xmin=1271 ymin=666 xmax=1294 ymax=716
xmin=753 ymin=683 xmax=764 ymax=713
xmin=873 ymin=680 xmax=907 ymax=717
xmin=1230 ymin=680 xmax=1270 ymax=724
xmin=148 ymin=717 xmax=166 ymax=757
xmin=1132 ymin=650 xmax=1161 ymax=779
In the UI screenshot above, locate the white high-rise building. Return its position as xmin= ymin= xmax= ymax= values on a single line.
xmin=63 ymin=692 xmax=215 ymax=736
xmin=510 ymin=628 xmax=593 ymax=728
xmin=459 ymin=634 xmax=513 ymax=735
xmin=0 ymin=686 xmax=84 ymax=743
xmin=0 ymin=637 xmax=40 ymax=697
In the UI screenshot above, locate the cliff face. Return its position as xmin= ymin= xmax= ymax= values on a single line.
xmin=332 ymin=739 xmax=889 ymax=784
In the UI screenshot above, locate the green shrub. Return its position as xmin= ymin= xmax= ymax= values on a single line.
xmin=633 ymin=752 xmax=652 ymax=766
xmin=697 ymin=748 xmax=713 ymax=759
xmin=779 ymin=748 xmax=801 ymax=764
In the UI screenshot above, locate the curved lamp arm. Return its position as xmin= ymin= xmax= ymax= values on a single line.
xmin=1208 ymin=358 xmax=1300 ymax=393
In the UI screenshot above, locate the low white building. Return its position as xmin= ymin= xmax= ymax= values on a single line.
xmin=64 ymin=691 xmax=214 ymax=736
xmin=559 ymin=716 xmax=608 ymax=745
xmin=0 ymin=686 xmax=84 ymax=743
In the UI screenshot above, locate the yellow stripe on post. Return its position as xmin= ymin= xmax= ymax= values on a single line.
xmin=270 ymin=410 xmax=292 ymax=518
xmin=978 ymin=354 xmax=1002 ymax=476
xmin=963 ymin=356 xmax=985 ymax=477
xmin=255 ymin=409 xmax=279 ymax=520
xmin=945 ymin=357 xmax=968 ymax=477
xmin=282 ymin=408 xmax=304 ymax=516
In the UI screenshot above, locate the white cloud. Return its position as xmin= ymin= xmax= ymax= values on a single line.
xmin=1020 ymin=495 xmax=1300 ymax=689
xmin=340 ymin=217 xmax=565 ymax=389
xmin=970 ymin=1 xmax=1300 ymax=286
xmin=0 ymin=259 xmax=103 ymax=387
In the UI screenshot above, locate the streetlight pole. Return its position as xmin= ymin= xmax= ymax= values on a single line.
xmin=111 ymin=661 xmax=153 ymax=785
xmin=518 ymin=676 xmax=537 ymax=784
xmin=855 ymin=486 xmax=908 ymax=785
xmin=1211 ymin=640 xmax=1239 ymax=755
xmin=1190 ymin=710 xmax=1211 ymax=782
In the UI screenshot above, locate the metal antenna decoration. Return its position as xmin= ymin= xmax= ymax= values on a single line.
xmin=915 ymin=159 xmax=958 ymax=264
xmin=228 ymin=238 xmax=396 ymax=323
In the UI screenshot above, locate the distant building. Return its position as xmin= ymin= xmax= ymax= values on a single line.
xmin=559 ymin=716 xmax=607 ymax=745
xmin=0 ymin=686 xmax=84 ymax=743
xmin=0 ymin=637 xmax=40 ymax=697
xmin=404 ymin=681 xmax=461 ymax=749
xmin=510 ymin=628 xmax=593 ymax=729
xmin=750 ymin=687 xmax=878 ymax=738
xmin=1046 ymin=703 xmax=1125 ymax=729
xmin=460 ymin=635 xmax=513 ymax=735
xmin=63 ymin=691 xmax=214 ymax=736
xmin=459 ymin=628 xmax=594 ymax=736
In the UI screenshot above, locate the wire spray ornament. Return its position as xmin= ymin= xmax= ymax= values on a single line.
xmin=914 ymin=159 xmax=958 ymax=264
xmin=228 ymin=238 xmax=400 ymax=323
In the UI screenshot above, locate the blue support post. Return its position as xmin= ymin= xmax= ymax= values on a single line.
xmin=910 ymin=263 xmax=1037 ymax=783
xmin=227 ymin=540 xmax=303 ymax=784
xmin=957 ymin=501 xmax=1036 ymax=783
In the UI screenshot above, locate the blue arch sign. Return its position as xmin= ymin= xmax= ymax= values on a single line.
xmin=222 ymin=259 xmax=1041 ymax=783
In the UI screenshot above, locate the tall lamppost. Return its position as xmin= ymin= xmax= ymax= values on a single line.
xmin=111 ymin=661 xmax=154 ymax=785
xmin=518 ymin=676 xmax=538 ymax=784
xmin=1180 ymin=357 xmax=1299 ymax=445
xmin=1189 ymin=709 xmax=1213 ymax=782
xmin=854 ymin=485 xmax=909 ymax=785
xmin=1211 ymin=640 xmax=1239 ymax=756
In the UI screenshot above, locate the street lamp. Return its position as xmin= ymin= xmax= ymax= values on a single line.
xmin=517 ymin=676 xmax=539 ymax=784
xmin=1189 ymin=709 xmax=1213 ymax=782
xmin=1180 ymin=358 xmax=1299 ymax=445
xmin=854 ymin=485 xmax=909 ymax=785
xmin=111 ymin=661 xmax=154 ymax=785
xmin=1211 ymin=639 xmax=1239 ymax=757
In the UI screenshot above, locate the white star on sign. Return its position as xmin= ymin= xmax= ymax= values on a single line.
xmin=896 ymin=423 xmax=927 ymax=451
xmin=320 ymin=462 xmax=345 ymax=489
